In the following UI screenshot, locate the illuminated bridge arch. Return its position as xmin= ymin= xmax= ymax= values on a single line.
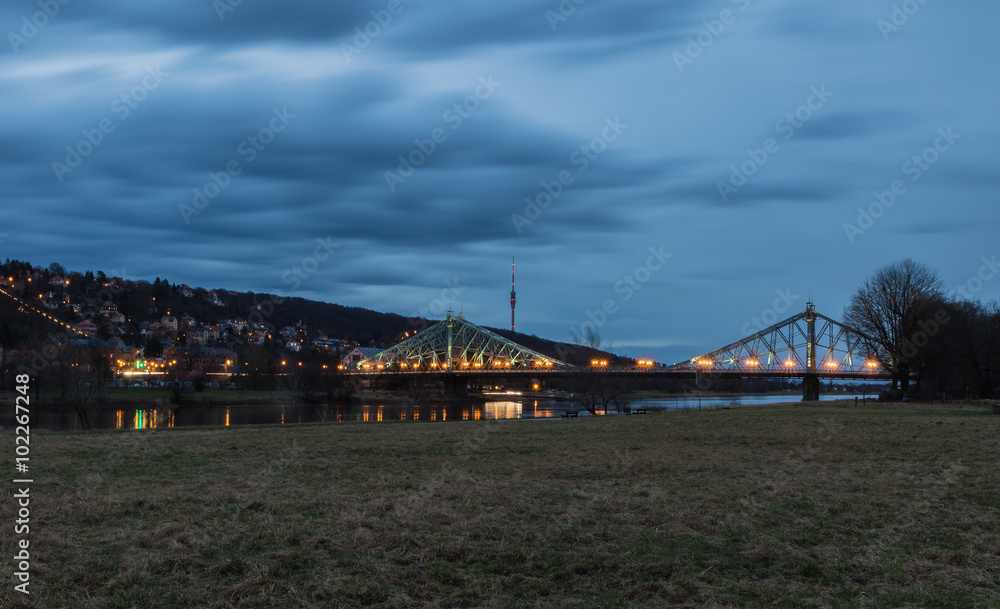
xmin=356 ymin=312 xmax=571 ymax=372
xmin=667 ymin=303 xmax=886 ymax=378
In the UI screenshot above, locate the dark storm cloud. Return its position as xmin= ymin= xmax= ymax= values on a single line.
xmin=389 ymin=0 xmax=705 ymax=61
xmin=2 ymin=1 xmax=375 ymax=46
xmin=797 ymin=112 xmax=905 ymax=141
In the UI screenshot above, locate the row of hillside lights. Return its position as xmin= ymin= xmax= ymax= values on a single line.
xmin=694 ymin=359 xmax=881 ymax=369
xmin=0 ymin=286 xmax=82 ymax=335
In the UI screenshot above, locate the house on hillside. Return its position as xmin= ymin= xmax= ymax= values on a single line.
xmin=75 ymin=320 xmax=98 ymax=337
xmin=160 ymin=315 xmax=178 ymax=332
xmin=342 ymin=347 xmax=383 ymax=368
xmin=312 ymin=338 xmax=342 ymax=354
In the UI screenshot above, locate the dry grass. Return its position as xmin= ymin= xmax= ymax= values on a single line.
xmin=2 ymin=401 xmax=999 ymax=608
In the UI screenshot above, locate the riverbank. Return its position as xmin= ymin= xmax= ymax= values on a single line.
xmin=3 ymin=401 xmax=998 ymax=608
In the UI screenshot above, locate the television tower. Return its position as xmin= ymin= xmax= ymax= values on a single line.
xmin=510 ymin=257 xmax=516 ymax=332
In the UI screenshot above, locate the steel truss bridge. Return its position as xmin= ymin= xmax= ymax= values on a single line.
xmin=354 ymin=304 xmax=892 ymax=400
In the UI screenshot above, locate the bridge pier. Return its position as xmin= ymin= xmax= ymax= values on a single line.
xmin=802 ymin=374 xmax=820 ymax=402
xmin=443 ymin=374 xmax=468 ymax=397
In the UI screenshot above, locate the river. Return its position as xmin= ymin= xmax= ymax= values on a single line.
xmin=11 ymin=393 xmax=866 ymax=431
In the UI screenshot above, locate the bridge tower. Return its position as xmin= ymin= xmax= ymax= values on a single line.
xmin=803 ymin=302 xmax=820 ymax=401
xmin=510 ymin=257 xmax=516 ymax=332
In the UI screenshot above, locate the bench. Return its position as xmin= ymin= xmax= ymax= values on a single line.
xmin=561 ymin=410 xmax=579 ymax=418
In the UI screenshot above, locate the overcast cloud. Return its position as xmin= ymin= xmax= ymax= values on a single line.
xmin=2 ymin=0 xmax=998 ymax=363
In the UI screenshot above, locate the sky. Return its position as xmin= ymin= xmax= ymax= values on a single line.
xmin=2 ymin=0 xmax=998 ymax=364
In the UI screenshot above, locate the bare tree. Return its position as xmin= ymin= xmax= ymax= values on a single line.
xmin=53 ymin=345 xmax=113 ymax=429
xmin=609 ymin=373 xmax=634 ymax=414
xmin=569 ymin=328 xmax=613 ymax=414
xmin=843 ymin=259 xmax=945 ymax=390
xmin=570 ymin=326 xmax=603 ymax=350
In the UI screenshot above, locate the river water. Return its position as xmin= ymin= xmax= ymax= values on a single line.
xmin=11 ymin=393 xmax=864 ymax=431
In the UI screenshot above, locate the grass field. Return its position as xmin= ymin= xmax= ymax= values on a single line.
xmin=3 ymin=401 xmax=999 ymax=608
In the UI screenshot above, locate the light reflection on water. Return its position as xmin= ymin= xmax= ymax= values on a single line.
xmin=5 ymin=393 xmax=862 ymax=431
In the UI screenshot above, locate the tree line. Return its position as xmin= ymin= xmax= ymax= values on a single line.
xmin=844 ymin=259 xmax=998 ymax=398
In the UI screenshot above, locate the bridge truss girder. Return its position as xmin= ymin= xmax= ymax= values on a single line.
xmin=668 ymin=303 xmax=885 ymax=377
xmin=356 ymin=313 xmax=571 ymax=371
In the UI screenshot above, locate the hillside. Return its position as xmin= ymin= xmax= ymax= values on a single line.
xmin=0 ymin=259 xmax=617 ymax=365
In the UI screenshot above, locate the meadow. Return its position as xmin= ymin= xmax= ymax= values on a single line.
xmin=2 ymin=401 xmax=998 ymax=608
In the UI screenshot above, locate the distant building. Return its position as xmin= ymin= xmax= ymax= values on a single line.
xmin=100 ymin=302 xmax=125 ymax=324
xmin=312 ymin=338 xmax=342 ymax=353
xmin=75 ymin=320 xmax=98 ymax=337
xmin=342 ymin=347 xmax=383 ymax=368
